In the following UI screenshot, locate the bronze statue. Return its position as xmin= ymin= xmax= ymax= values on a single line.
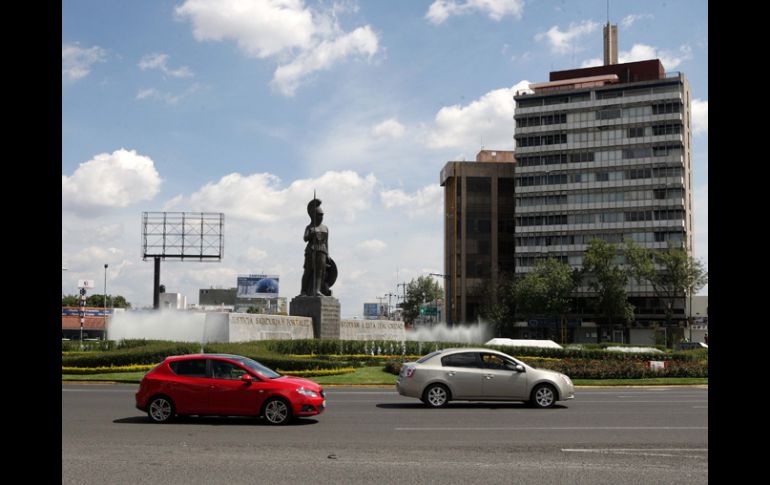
xmin=301 ymin=197 xmax=336 ymax=296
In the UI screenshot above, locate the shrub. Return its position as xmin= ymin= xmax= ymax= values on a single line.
xmin=383 ymin=360 xmax=404 ymax=375
xmin=278 ymin=368 xmax=356 ymax=377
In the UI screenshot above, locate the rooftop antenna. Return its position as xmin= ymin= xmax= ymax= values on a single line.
xmin=607 ymin=0 xmax=610 ymax=24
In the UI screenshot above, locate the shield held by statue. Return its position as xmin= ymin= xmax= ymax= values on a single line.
xmin=322 ymin=257 xmax=337 ymax=296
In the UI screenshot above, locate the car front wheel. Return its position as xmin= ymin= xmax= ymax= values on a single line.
xmin=263 ymin=398 xmax=292 ymax=425
xmin=530 ymin=384 xmax=557 ymax=408
xmin=147 ymin=396 xmax=175 ymax=423
xmin=423 ymin=384 xmax=450 ymax=408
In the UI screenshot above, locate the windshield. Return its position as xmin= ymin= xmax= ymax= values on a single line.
xmin=236 ymin=357 xmax=282 ymax=379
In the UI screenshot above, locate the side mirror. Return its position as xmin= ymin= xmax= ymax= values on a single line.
xmin=514 ymin=365 xmax=525 ymax=373
xmin=240 ymin=374 xmax=254 ymax=384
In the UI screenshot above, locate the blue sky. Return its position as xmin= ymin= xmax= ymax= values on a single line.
xmin=62 ymin=0 xmax=708 ymax=315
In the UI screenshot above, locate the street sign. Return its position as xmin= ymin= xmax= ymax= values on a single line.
xmin=78 ymin=280 xmax=95 ymax=289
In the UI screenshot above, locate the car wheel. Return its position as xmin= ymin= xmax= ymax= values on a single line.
xmin=263 ymin=398 xmax=292 ymax=425
xmin=147 ymin=395 xmax=175 ymax=423
xmin=423 ymin=384 xmax=450 ymax=408
xmin=530 ymin=384 xmax=557 ymax=408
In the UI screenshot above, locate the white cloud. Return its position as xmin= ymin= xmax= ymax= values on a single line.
xmin=423 ymin=80 xmax=530 ymax=150
xmin=620 ymin=14 xmax=653 ymax=28
xmin=245 ymin=247 xmax=269 ymax=262
xmin=426 ymin=0 xmax=524 ymax=25
xmin=535 ymin=20 xmax=599 ymax=54
xmin=372 ymin=118 xmax=405 ymax=139
xmin=580 ymin=58 xmax=602 ymax=68
xmin=270 ymin=25 xmax=378 ymax=96
xmin=381 ymin=184 xmax=443 ymax=218
xmin=619 ymin=44 xmax=693 ymax=70
xmin=354 ymin=239 xmax=387 ymax=258
xmin=135 ymin=84 xmax=202 ymax=104
xmin=138 ymin=53 xmax=193 ymax=78
xmin=62 ymin=149 xmax=162 ymax=215
xmin=691 ymin=99 xmax=708 ymax=135
xmin=166 ymin=170 xmax=378 ymax=223
xmin=176 ymin=0 xmax=379 ymax=96
xmin=62 ymin=43 xmax=106 ymax=81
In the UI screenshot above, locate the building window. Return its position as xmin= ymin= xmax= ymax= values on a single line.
xmin=596 ymin=108 xmax=622 ymax=120
xmin=628 ymin=127 xmax=645 ymax=138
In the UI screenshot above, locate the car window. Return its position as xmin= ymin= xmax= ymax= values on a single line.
xmin=236 ymin=357 xmax=281 ymax=379
xmin=210 ymin=360 xmax=249 ymax=380
xmin=441 ymin=352 xmax=479 ymax=368
xmin=481 ymin=353 xmax=512 ymax=370
xmin=169 ymin=359 xmax=207 ymax=377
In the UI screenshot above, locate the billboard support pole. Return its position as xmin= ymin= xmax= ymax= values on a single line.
xmin=153 ymin=257 xmax=161 ymax=310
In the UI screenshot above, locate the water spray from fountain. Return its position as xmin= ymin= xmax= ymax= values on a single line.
xmin=405 ymin=319 xmax=493 ymax=344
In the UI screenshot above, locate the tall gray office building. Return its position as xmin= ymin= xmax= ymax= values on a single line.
xmin=512 ymin=25 xmax=693 ymax=342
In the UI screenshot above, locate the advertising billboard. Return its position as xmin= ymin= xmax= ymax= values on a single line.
xmin=363 ymin=303 xmax=380 ymax=320
xmin=237 ymin=275 xmax=280 ymax=298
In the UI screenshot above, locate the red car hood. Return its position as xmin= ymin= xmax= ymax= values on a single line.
xmin=274 ymin=375 xmax=322 ymax=392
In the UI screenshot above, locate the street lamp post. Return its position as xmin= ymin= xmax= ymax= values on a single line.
xmin=104 ymin=264 xmax=108 ymax=341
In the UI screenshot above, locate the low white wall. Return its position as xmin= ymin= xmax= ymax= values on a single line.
xmin=339 ymin=319 xmax=406 ymax=341
xmin=204 ymin=313 xmax=314 ymax=342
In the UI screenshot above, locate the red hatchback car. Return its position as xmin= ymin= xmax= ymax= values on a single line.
xmin=135 ymin=354 xmax=326 ymax=425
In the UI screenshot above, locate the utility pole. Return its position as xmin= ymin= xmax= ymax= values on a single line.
xmin=376 ymin=296 xmax=386 ymax=319
xmin=385 ymin=293 xmax=398 ymax=320
xmin=429 ymin=273 xmax=451 ymax=326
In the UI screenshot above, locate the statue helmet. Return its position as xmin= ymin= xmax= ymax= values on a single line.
xmin=307 ymin=198 xmax=323 ymax=219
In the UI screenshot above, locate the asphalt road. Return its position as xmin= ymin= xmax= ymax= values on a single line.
xmin=63 ymin=384 xmax=708 ymax=484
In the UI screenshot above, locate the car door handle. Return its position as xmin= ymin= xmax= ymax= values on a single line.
xmin=447 ymin=372 xmax=455 ymax=377
xmin=484 ymin=375 xmax=494 ymax=379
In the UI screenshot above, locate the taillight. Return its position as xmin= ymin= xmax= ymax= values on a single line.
xmin=405 ymin=367 xmax=415 ymax=378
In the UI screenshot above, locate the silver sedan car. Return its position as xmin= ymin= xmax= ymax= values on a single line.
xmin=396 ymin=348 xmax=575 ymax=408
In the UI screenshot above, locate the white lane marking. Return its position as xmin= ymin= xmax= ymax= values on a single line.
xmin=574 ymin=400 xmax=707 ymax=403
xmin=396 ymin=426 xmax=707 ymax=431
xmin=562 ymin=448 xmax=708 ymax=458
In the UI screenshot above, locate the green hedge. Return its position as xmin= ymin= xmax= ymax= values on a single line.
xmin=60 ymin=341 xmax=343 ymax=371
xmin=524 ymin=358 xmax=707 ymax=379
xmin=382 ymin=357 xmax=707 ymax=379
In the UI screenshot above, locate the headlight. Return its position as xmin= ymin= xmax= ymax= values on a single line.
xmin=296 ymin=387 xmax=318 ymax=398
xmin=560 ymin=374 xmax=573 ymax=386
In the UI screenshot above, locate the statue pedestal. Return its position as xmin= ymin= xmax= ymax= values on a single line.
xmin=289 ymin=295 xmax=340 ymax=339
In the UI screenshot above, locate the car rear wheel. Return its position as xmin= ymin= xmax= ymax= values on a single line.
xmin=263 ymin=398 xmax=292 ymax=425
xmin=530 ymin=384 xmax=557 ymax=408
xmin=423 ymin=384 xmax=450 ymax=408
xmin=147 ymin=395 xmax=175 ymax=423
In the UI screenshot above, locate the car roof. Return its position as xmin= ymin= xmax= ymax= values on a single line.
xmin=431 ymin=348 xmax=508 ymax=356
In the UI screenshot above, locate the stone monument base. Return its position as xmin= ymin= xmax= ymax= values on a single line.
xmin=289 ymin=295 xmax=341 ymax=339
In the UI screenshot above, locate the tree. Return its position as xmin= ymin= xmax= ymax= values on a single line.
xmin=401 ymin=276 xmax=443 ymax=325
xmin=512 ymin=258 xmax=578 ymax=343
xmin=62 ymin=294 xmax=131 ymax=308
xmin=625 ymin=241 xmax=708 ymax=327
xmin=477 ymin=272 xmax=517 ymax=337
xmin=582 ymin=239 xmax=635 ymax=327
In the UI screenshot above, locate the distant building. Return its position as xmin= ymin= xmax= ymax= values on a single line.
xmin=159 ymin=292 xmax=187 ymax=310
xmin=512 ymin=24 xmax=694 ymax=342
xmin=440 ymin=150 xmax=516 ymax=324
xmin=198 ymin=287 xmax=286 ymax=315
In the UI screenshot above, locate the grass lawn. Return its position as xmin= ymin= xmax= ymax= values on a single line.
xmin=312 ymin=366 xmax=397 ymax=385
